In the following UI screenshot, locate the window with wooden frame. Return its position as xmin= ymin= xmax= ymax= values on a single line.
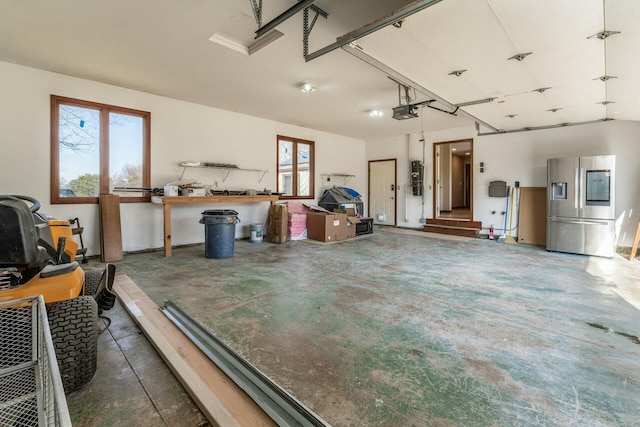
xmin=277 ymin=135 xmax=314 ymax=199
xmin=50 ymin=95 xmax=151 ymax=204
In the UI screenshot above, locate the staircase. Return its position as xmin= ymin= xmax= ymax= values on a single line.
xmin=423 ymin=219 xmax=482 ymax=238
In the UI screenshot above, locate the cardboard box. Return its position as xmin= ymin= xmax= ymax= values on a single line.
xmin=269 ymin=204 xmax=288 ymax=243
xmin=334 ymin=208 xmax=361 ymax=239
xmin=307 ymin=212 xmax=347 ymax=242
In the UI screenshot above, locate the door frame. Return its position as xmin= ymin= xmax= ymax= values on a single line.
xmin=433 ymin=138 xmax=474 ymax=220
xmin=368 ymin=158 xmax=397 ymax=226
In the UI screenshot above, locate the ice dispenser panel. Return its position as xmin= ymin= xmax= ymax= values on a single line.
xmin=551 ymin=182 xmax=567 ymax=200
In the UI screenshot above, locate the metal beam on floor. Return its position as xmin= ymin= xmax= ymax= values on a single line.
xmin=162 ymin=300 xmax=331 ymax=427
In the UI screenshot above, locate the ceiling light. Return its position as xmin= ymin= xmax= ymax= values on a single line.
xmin=369 ymin=109 xmax=384 ymax=117
xmin=451 ymin=148 xmax=457 ymax=151
xmin=465 ymin=152 xmax=470 ymax=155
xmin=508 ymin=52 xmax=532 ymax=61
xmin=588 ymin=30 xmax=620 ymax=40
xmin=299 ymin=82 xmax=316 ymax=93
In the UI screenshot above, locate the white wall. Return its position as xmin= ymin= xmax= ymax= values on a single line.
xmin=367 ymin=121 xmax=640 ymax=248
xmin=0 ymin=61 xmax=366 ymax=254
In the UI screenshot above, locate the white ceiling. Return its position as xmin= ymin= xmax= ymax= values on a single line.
xmin=0 ymin=0 xmax=637 ymax=141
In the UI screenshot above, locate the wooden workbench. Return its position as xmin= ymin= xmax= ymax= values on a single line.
xmin=151 ymin=195 xmax=279 ymax=257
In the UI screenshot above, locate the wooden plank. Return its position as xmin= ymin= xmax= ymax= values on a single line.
xmin=630 ymin=219 xmax=640 ymax=261
xmin=517 ymin=187 xmax=547 ymax=246
xmin=99 ymin=194 xmax=123 ymax=262
xmin=114 ymin=275 xmax=275 ymax=427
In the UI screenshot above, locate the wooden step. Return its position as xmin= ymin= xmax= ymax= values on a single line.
xmin=72 ymin=226 xmax=84 ymax=235
xmin=423 ymin=225 xmax=479 ymax=238
xmin=423 ymin=218 xmax=482 ymax=238
xmin=425 ymin=218 xmax=482 ymax=229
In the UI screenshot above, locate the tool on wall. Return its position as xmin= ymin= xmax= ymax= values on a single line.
xmin=69 ymin=217 xmax=89 ymax=264
xmin=504 ymin=187 xmax=517 ymax=244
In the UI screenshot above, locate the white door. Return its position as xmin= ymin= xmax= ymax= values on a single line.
xmin=369 ymin=160 xmax=396 ymax=225
xmin=435 ymin=144 xmax=441 ymax=218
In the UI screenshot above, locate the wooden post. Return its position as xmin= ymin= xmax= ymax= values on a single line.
xmin=630 ymin=219 xmax=640 ymax=261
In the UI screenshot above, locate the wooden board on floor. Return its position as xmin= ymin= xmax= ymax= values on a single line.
xmin=114 ymin=275 xmax=275 ymax=427
xmin=99 ymin=194 xmax=123 ymax=262
xmin=517 ymin=187 xmax=547 ymax=246
xmin=630 ymin=219 xmax=640 ymax=261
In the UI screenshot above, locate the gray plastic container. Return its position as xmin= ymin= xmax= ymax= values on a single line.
xmin=199 ymin=210 xmax=239 ymax=258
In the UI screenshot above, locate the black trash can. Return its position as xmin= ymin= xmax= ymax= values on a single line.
xmin=199 ymin=210 xmax=239 ymax=259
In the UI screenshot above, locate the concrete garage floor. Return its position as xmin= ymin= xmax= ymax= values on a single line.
xmin=68 ymin=227 xmax=640 ymax=426
xmin=65 ymin=297 xmax=208 ymax=426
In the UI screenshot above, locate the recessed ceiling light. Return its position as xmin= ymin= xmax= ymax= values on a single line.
xmin=369 ymin=109 xmax=384 ymax=117
xmin=452 ymin=148 xmax=457 ymax=151
xmin=465 ymin=152 xmax=471 ymax=155
xmin=300 ymin=82 xmax=316 ymax=93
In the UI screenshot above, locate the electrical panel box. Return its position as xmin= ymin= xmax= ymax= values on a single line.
xmin=489 ymin=180 xmax=507 ymax=197
xmin=411 ymin=160 xmax=423 ymax=196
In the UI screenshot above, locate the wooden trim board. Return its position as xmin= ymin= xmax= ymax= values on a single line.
xmin=517 ymin=187 xmax=547 ymax=246
xmin=113 ymin=275 xmax=275 ymax=427
xmin=630 ymin=219 xmax=640 ymax=261
xmin=99 ymin=194 xmax=123 ymax=262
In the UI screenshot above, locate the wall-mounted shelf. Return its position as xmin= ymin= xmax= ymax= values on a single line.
xmin=320 ymin=173 xmax=355 ymax=185
xmin=178 ymin=162 xmax=268 ymax=183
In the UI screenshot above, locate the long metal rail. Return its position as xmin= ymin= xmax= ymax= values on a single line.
xmin=305 ymin=0 xmax=443 ymax=61
xmin=161 ymin=301 xmax=331 ymax=427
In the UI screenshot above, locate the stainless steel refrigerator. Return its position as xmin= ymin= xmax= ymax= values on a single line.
xmin=547 ymin=155 xmax=616 ymax=258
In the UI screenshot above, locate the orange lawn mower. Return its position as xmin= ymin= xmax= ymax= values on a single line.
xmin=0 ymin=195 xmax=116 ymax=394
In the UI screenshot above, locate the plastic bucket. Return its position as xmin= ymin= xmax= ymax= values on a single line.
xmin=250 ymin=223 xmax=263 ymax=243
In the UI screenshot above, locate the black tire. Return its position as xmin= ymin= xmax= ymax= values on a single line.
xmin=84 ymin=269 xmax=104 ymax=297
xmin=48 ymin=295 xmax=98 ymax=394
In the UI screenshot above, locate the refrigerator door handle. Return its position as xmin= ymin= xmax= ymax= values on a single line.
xmin=550 ymin=218 xmax=610 ymax=226
xmin=579 ymin=167 xmax=584 ymax=209
xmin=574 ymin=167 xmax=579 ymax=209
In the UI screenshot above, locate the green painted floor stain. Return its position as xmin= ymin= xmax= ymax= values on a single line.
xmin=115 ymin=228 xmax=640 ymax=426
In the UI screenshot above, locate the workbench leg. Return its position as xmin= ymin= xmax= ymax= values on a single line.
xmin=163 ymin=204 xmax=172 ymax=257
xmin=630 ymin=219 xmax=640 ymax=261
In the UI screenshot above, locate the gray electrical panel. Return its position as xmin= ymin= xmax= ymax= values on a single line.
xmin=411 ymin=160 xmax=423 ymax=196
xmin=489 ymin=180 xmax=507 ymax=197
